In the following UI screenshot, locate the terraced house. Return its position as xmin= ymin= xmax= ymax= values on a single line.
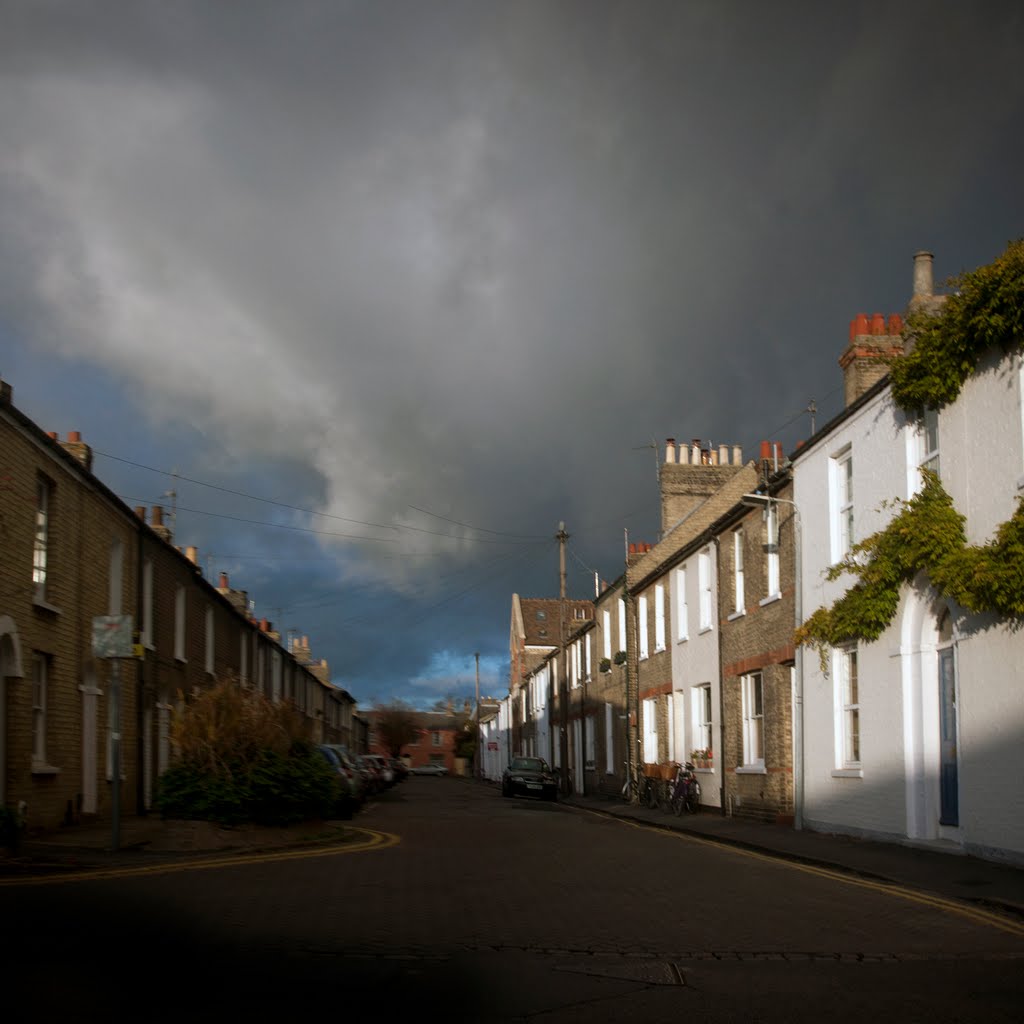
xmin=0 ymin=377 xmax=355 ymax=832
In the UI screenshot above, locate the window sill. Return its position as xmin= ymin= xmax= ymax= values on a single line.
xmin=31 ymin=762 xmax=61 ymax=776
xmin=727 ymin=610 xmax=746 ymax=621
xmin=759 ymin=593 xmax=782 ymax=607
xmin=735 ymin=764 xmax=766 ymax=775
xmin=653 ymin=645 xmax=666 ymax=654
xmin=693 ymin=766 xmax=715 ymax=773
xmin=32 ymin=596 xmax=62 ymax=615
xmin=174 ymin=656 xmax=187 ymax=665
xmin=676 ymin=636 xmax=689 ymax=645
xmin=638 ymin=654 xmax=649 ymax=662
xmin=832 ymin=768 xmax=863 ymax=779
xmin=698 ymin=625 xmax=714 ymax=636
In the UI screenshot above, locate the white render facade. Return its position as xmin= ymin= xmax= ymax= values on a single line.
xmin=793 ymin=346 xmax=1024 ymax=864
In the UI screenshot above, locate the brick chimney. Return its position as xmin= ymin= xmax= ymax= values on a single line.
xmin=839 ymin=312 xmax=905 ymax=407
xmin=150 ymin=505 xmax=173 ymax=543
xmin=658 ymin=437 xmax=745 ymax=535
xmin=59 ymin=430 xmax=93 ymax=473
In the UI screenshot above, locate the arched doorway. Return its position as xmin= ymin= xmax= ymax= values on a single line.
xmin=0 ymin=616 xmax=26 ymax=805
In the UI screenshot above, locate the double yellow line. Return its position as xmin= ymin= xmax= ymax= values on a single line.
xmin=591 ymin=808 xmax=1024 ymax=939
xmin=0 ymin=827 xmax=400 ymax=888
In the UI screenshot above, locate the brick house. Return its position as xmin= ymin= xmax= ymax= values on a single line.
xmin=625 ymin=441 xmax=755 ymax=809
xmin=0 ymin=377 xmax=354 ymax=831
xmin=717 ymin=454 xmax=797 ymax=823
xmin=367 ymin=706 xmax=470 ymax=774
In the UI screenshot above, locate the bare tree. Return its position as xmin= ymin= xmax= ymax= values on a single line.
xmin=373 ymin=699 xmax=421 ymax=758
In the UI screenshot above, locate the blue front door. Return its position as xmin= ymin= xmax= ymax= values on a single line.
xmin=938 ymin=648 xmax=959 ymax=826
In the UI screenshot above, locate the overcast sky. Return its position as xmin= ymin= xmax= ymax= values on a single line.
xmin=2 ymin=1 xmax=1022 ymax=709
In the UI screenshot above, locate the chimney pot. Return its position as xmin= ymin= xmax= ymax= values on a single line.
xmin=665 ymin=438 xmax=676 ymax=464
xmin=870 ymin=313 xmax=886 ymax=335
xmin=731 ymin=444 xmax=742 ymax=465
xmin=913 ymin=250 xmax=934 ymax=299
xmin=854 ymin=313 xmax=869 ymax=336
xmin=219 ymin=572 xmax=229 ymax=589
xmin=760 ymin=440 xmax=771 ymax=460
xmin=47 ymin=431 xmax=59 ymax=440
xmin=887 ymin=313 xmax=903 ymax=335
xmin=134 ymin=506 xmax=146 ymax=521
xmin=68 ymin=430 xmax=81 ymax=442
xmin=152 ymin=506 xmax=164 ymax=526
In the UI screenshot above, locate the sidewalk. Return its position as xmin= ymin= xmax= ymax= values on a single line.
xmin=562 ymin=793 xmax=1024 ymax=921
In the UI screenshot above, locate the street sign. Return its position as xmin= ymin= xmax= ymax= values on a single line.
xmin=91 ymin=615 xmax=134 ymax=658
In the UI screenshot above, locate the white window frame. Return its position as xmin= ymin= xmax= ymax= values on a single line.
xmin=32 ymin=652 xmax=48 ymax=766
xmin=675 ymin=566 xmax=688 ymax=641
xmin=174 ymin=586 xmax=186 ymax=662
xmin=141 ymin=559 xmax=154 ymax=648
xmin=832 ymin=447 xmax=854 ymax=562
xmin=618 ymin=598 xmax=626 ymax=656
xmin=654 ymin=583 xmax=666 ymax=652
xmin=740 ymin=672 xmax=764 ymax=769
xmin=585 ymin=714 xmax=595 ymax=768
xmin=585 ymin=633 xmax=592 ymax=680
xmin=732 ymin=529 xmax=745 ymax=615
xmin=691 ymin=684 xmax=712 ymax=762
xmin=642 ymin=697 xmax=657 ymax=764
xmin=204 ymin=606 xmax=215 ymax=674
xmin=108 ymin=538 xmax=123 ymax=614
xmin=918 ymin=406 xmax=940 ymax=478
xmin=602 ymin=610 xmax=612 ymax=659
xmin=765 ymin=503 xmax=780 ymax=599
xmin=432 ymin=730 xmax=441 ymax=747
xmin=834 ymin=647 xmax=861 ymax=771
xmin=32 ymin=475 xmax=52 ymax=601
xmin=638 ymin=595 xmax=649 ymax=660
xmin=605 ymin=702 xmax=614 ymax=773
xmin=698 ymin=548 xmax=713 ymax=631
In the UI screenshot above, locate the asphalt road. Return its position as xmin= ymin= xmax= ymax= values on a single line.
xmin=5 ymin=779 xmax=1022 ymax=1022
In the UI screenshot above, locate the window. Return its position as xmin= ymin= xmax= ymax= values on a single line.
xmin=833 ymin=448 xmax=854 ymax=560
xmin=654 ymin=584 xmax=666 ymax=651
xmin=741 ymin=672 xmax=764 ymax=767
xmin=141 ymin=559 xmax=154 ymax=648
xmin=536 ymin=609 xmax=547 ymax=621
xmin=240 ymin=633 xmax=249 ymax=685
xmin=33 ymin=475 xmax=53 ymax=600
xmin=108 ymin=538 xmax=123 ymax=614
xmin=642 ymin=698 xmax=657 ymax=764
xmin=605 ymin=702 xmax=614 ymax=773
xmin=698 ymin=548 xmax=713 ymax=630
xmin=692 ymin=684 xmax=712 ymax=761
xmin=618 ymin=598 xmax=626 ymax=654
xmin=585 ymin=715 xmax=595 ymax=768
xmin=174 ymin=586 xmax=186 ymax=661
xmin=585 ymin=633 xmax=592 ymax=679
xmin=836 ymin=648 xmax=860 ymax=768
xmin=602 ymin=610 xmax=612 ymax=659
xmin=765 ymin=503 xmax=780 ymax=598
xmin=271 ymin=650 xmax=282 ymax=702
xmin=432 ymin=730 xmax=441 ymax=747
xmin=918 ymin=407 xmax=940 ymax=477
xmin=32 ymin=653 xmax=49 ymax=765
xmin=733 ymin=530 xmax=745 ymax=614
xmin=204 ymin=606 xmax=215 ymax=674
xmin=571 ymin=640 xmax=580 ymax=688
xmin=675 ymin=567 xmax=688 ymax=641
xmin=638 ymin=595 xmax=649 ymax=660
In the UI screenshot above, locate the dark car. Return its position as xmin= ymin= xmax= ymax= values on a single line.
xmin=316 ymin=745 xmax=357 ymax=819
xmin=502 ymin=757 xmax=558 ymax=801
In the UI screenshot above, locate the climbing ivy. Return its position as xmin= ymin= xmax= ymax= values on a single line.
xmin=797 ymin=242 xmax=1024 ymax=666
xmin=795 ymin=474 xmax=1024 ymax=669
xmin=890 ymin=239 xmax=1024 ymax=412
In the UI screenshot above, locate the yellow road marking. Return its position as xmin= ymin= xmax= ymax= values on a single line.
xmin=580 ymin=807 xmax=1024 ymax=939
xmin=0 ymin=827 xmax=400 ymax=888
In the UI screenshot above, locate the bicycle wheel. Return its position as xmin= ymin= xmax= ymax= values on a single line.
xmin=644 ymin=778 xmax=659 ymax=810
xmin=671 ymin=790 xmax=685 ymax=816
xmin=684 ymin=780 xmax=701 ymax=814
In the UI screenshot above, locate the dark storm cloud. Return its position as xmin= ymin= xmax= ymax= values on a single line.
xmin=2 ymin=0 xmax=1022 ymax=702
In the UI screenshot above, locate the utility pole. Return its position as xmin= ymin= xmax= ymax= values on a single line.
xmin=474 ymin=651 xmax=480 ymax=782
xmin=557 ymin=521 xmax=569 ymax=796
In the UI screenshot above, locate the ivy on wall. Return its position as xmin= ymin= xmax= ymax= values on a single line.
xmin=797 ymin=240 xmax=1024 ymax=664
xmin=795 ymin=474 xmax=1024 ymax=668
xmin=890 ymin=239 xmax=1024 ymax=412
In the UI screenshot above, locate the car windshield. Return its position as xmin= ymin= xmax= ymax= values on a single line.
xmin=511 ymin=758 xmax=547 ymax=772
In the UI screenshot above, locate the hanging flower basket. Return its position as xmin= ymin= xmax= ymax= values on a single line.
xmin=599 ymin=658 xmax=612 ymax=674
xmin=613 ymin=650 xmax=627 ymax=665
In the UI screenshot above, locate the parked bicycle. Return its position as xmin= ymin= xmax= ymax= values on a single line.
xmin=669 ymin=761 xmax=701 ymax=815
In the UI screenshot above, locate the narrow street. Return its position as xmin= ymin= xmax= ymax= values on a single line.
xmin=5 ymin=780 xmax=1022 ymax=1022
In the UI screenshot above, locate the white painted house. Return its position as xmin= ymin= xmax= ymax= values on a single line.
xmin=792 ymin=251 xmax=1024 ymax=864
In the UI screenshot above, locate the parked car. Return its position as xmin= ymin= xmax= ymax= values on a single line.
xmin=362 ymin=754 xmax=395 ymax=788
xmin=410 ymin=763 xmax=448 ymax=776
xmin=388 ymin=758 xmax=409 ymax=783
xmin=356 ymin=755 xmax=384 ymax=794
xmin=316 ymin=745 xmax=358 ymax=818
xmin=324 ymin=745 xmax=366 ymax=808
xmin=502 ymin=756 xmax=557 ymax=800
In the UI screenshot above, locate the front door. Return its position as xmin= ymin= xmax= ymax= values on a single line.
xmin=938 ymin=647 xmax=958 ymax=826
